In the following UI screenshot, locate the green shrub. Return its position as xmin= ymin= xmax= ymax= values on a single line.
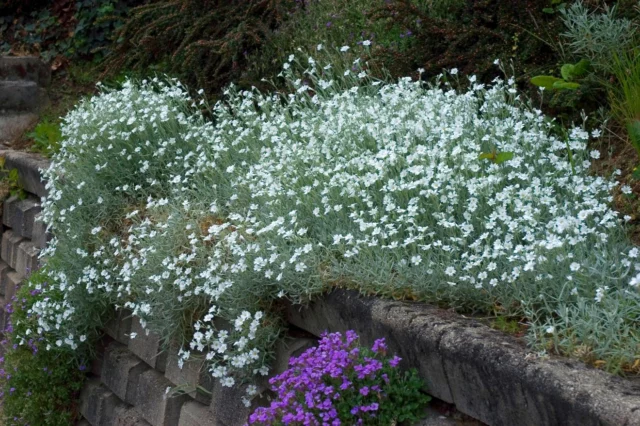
xmin=610 ymin=49 xmax=640 ymax=155
xmin=0 ymin=0 xmax=141 ymax=62
xmin=559 ymin=0 xmax=637 ymax=72
xmin=0 ymin=271 xmax=89 ymax=425
xmin=105 ymin=0 xmax=294 ymax=95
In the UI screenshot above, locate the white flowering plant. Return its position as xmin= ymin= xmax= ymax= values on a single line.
xmin=23 ymin=48 xmax=640 ymax=393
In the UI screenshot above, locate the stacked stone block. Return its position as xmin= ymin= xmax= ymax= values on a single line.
xmin=79 ymin=309 xmax=318 ymax=426
xmin=81 ymin=310 xmax=315 ymax=426
xmin=0 ymin=194 xmax=47 ymax=341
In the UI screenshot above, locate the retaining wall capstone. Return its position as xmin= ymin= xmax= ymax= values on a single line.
xmin=0 ymin=148 xmax=638 ymax=426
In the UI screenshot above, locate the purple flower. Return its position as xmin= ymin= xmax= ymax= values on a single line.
xmin=389 ymin=355 xmax=402 ymax=368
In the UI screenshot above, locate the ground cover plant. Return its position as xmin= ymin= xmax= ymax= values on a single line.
xmin=0 ymin=272 xmax=89 ymax=425
xmin=248 ymin=331 xmax=430 ymax=425
xmin=14 ymin=47 xmax=636 ymax=412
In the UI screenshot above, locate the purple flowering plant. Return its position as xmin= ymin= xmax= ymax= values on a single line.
xmin=248 ymin=330 xmax=430 ymax=425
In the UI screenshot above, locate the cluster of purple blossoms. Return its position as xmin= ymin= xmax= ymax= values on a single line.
xmin=248 ymin=331 xmax=403 ymax=425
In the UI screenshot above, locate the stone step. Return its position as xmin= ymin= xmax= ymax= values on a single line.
xmin=0 ymin=112 xmax=39 ymax=145
xmin=0 ymin=56 xmax=50 ymax=88
xmin=0 ymin=80 xmax=49 ymax=114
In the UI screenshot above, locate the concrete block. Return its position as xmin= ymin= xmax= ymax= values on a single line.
xmin=15 ymin=240 xmax=39 ymax=278
xmin=129 ymin=316 xmax=167 ymax=372
xmin=209 ymin=381 xmax=271 ymax=426
xmin=4 ymin=270 xmax=21 ymax=303
xmin=113 ymin=405 xmax=153 ymax=426
xmin=0 ymin=260 xmax=11 ymax=296
xmin=105 ymin=308 xmax=133 ymax=345
xmin=0 ymin=296 xmax=7 ymax=332
xmin=79 ymin=378 xmax=122 ymax=426
xmin=272 ymin=337 xmax=317 ymax=375
xmin=31 ymin=213 xmax=51 ymax=249
xmin=178 ymin=401 xmax=218 ymax=426
xmin=3 ymin=195 xmax=41 ymax=238
xmin=0 ymin=149 xmax=51 ymax=197
xmin=91 ymin=336 xmax=114 ymax=377
xmin=165 ymin=351 xmax=214 ymax=404
xmin=130 ymin=369 xmax=189 ymax=426
xmin=0 ymin=57 xmax=51 ymax=87
xmin=1 ymin=229 xmax=24 ymax=269
xmin=101 ymin=342 xmax=148 ymax=402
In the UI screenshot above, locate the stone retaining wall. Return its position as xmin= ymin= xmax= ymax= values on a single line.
xmin=0 ymin=149 xmax=638 ymax=426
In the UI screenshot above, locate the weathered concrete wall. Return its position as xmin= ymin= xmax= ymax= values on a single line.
xmin=79 ymin=315 xmax=317 ymax=426
xmin=0 ymin=151 xmax=50 ymax=338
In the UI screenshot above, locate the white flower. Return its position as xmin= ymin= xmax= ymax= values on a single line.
xmin=594 ymin=286 xmax=609 ymax=303
xmin=450 ymin=68 xmax=458 ymax=75
xmin=362 ymin=40 xmax=371 ymax=46
xmin=569 ymin=262 xmax=581 ymax=272
xmin=590 ymin=150 xmax=600 ymax=159
xmin=317 ymin=44 xmax=323 ymax=51
xmin=340 ymin=46 xmax=350 ymax=52
xmin=444 ymin=267 xmax=456 ymax=276
xmin=545 ymin=326 xmax=555 ymax=334
xmin=621 ymin=185 xmax=632 ymax=195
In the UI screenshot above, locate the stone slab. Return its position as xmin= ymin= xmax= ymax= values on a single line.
xmin=286 ymin=290 xmax=640 ymax=426
xmin=0 ymin=57 xmax=51 ymax=87
xmin=0 ymin=81 xmax=48 ymax=113
xmin=0 ymin=149 xmax=50 ymax=197
xmin=0 ymin=113 xmax=39 ymax=144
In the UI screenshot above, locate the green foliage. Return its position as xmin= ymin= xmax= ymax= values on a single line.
xmin=0 ymin=271 xmax=89 ymax=425
xmin=492 ymin=316 xmax=523 ymax=334
xmin=478 ymin=150 xmax=514 ymax=165
xmin=363 ymin=0 xmax=563 ymax=84
xmin=559 ymin=0 xmax=637 ymax=72
xmin=245 ymin=0 xmax=447 ymax=86
xmin=0 ymin=0 xmax=141 ymax=62
xmin=0 ymin=157 xmax=27 ymax=200
xmin=27 ymin=120 xmax=62 ymax=157
xmin=542 ymin=0 xmax=566 ymax=15
xmin=531 ymin=59 xmax=590 ymax=91
xmin=105 ymin=0 xmax=294 ymax=95
xmin=610 ymin=49 xmax=640 ymax=156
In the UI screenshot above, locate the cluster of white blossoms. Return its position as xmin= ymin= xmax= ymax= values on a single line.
xmin=28 ymin=50 xmax=640 ymax=381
